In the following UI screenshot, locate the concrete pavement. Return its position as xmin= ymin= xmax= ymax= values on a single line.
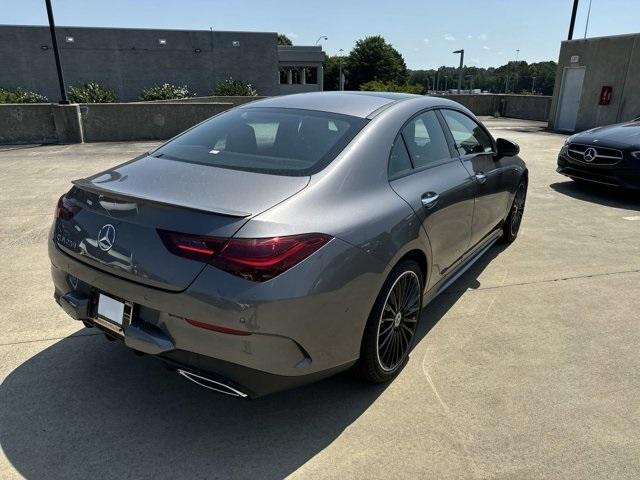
xmin=1 ymin=118 xmax=639 ymax=479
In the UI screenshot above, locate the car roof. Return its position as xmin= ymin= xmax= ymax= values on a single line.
xmin=239 ymin=91 xmax=458 ymax=119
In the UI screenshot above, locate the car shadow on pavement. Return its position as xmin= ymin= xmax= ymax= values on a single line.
xmin=0 ymin=246 xmax=501 ymax=480
xmin=550 ymin=181 xmax=640 ymax=211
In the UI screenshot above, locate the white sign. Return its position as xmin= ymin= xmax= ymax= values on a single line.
xmin=570 ymin=55 xmax=580 ymax=63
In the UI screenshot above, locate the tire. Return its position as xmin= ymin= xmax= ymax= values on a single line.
xmin=501 ymin=178 xmax=527 ymax=244
xmin=355 ymin=259 xmax=423 ymax=383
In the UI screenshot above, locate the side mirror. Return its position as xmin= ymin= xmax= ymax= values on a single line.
xmin=495 ymin=138 xmax=520 ymax=158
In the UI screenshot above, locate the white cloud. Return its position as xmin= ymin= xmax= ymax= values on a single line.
xmin=497 ymin=51 xmax=504 ymax=55
xmin=470 ymin=58 xmax=480 ymax=64
xmin=467 ymin=35 xmax=473 ymax=39
xmin=423 ymin=37 xmax=430 ymax=44
xmin=482 ymin=45 xmax=490 ymax=50
xmin=478 ymin=33 xmax=488 ymax=40
xmin=444 ymin=33 xmax=456 ymax=41
xmin=287 ymin=32 xmax=299 ymax=39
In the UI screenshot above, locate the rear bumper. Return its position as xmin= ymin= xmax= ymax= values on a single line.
xmin=557 ymin=155 xmax=640 ymax=190
xmin=49 ymin=232 xmax=385 ymax=397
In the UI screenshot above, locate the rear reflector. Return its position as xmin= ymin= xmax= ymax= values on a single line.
xmin=185 ymin=318 xmax=252 ymax=336
xmin=158 ymin=230 xmax=332 ymax=282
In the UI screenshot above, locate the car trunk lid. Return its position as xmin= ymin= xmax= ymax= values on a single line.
xmin=54 ymin=156 xmax=309 ymax=291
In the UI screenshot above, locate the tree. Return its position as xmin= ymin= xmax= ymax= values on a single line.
xmin=323 ymin=54 xmax=347 ymax=91
xmin=277 ymin=34 xmax=292 ymax=46
xmin=347 ymin=36 xmax=408 ymax=90
xmin=407 ymin=60 xmax=557 ymax=95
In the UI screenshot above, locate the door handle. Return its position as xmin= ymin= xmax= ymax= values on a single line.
xmin=421 ymin=192 xmax=440 ymax=209
xmin=474 ymin=172 xmax=488 ymax=184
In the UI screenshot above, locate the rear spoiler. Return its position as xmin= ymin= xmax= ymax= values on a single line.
xmin=71 ymin=179 xmax=252 ymax=218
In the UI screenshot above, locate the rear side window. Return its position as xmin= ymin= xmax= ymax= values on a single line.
xmin=441 ymin=109 xmax=494 ymax=155
xmin=152 ymin=107 xmax=368 ymax=176
xmin=388 ymin=137 xmax=413 ymax=178
xmin=401 ymin=110 xmax=451 ymax=168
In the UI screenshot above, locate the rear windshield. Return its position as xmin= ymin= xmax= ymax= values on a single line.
xmin=151 ymin=107 xmax=368 ymax=176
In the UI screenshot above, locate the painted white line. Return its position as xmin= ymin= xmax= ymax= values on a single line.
xmin=623 ymin=216 xmax=640 ymax=221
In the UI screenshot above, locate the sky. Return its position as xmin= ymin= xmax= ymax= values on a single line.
xmin=4 ymin=0 xmax=640 ymax=69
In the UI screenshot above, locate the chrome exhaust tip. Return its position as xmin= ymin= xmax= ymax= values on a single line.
xmin=177 ymin=369 xmax=248 ymax=398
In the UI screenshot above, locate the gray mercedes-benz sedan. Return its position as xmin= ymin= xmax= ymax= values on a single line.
xmin=49 ymin=92 xmax=527 ymax=398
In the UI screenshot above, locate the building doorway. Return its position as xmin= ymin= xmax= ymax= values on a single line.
xmin=555 ymin=67 xmax=586 ymax=131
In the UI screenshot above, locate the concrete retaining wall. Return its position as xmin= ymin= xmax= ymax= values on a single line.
xmin=1 ymin=93 xmax=553 ymax=144
xmin=0 ymin=97 xmax=251 ymax=144
xmin=80 ymin=102 xmax=232 ymax=142
xmin=0 ymin=104 xmax=58 ymax=144
xmin=144 ymin=95 xmax=264 ymax=105
xmin=440 ymin=94 xmax=552 ymax=121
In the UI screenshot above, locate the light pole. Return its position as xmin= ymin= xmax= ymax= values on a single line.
xmin=531 ymin=76 xmax=536 ymax=94
xmin=584 ymin=0 xmax=593 ymax=38
xmin=568 ymin=0 xmax=579 ymax=40
xmin=453 ymin=49 xmax=464 ymax=94
xmin=315 ymin=35 xmax=328 ymax=45
xmin=338 ymin=48 xmax=344 ymax=91
xmin=44 ymin=0 xmax=69 ymax=104
xmin=516 ymin=49 xmax=520 ymax=62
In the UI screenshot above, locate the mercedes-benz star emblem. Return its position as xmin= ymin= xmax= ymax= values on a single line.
xmin=97 ymin=224 xmax=116 ymax=252
xmin=583 ymin=147 xmax=597 ymax=162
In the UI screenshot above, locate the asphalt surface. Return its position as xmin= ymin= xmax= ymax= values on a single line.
xmin=1 ymin=118 xmax=639 ymax=479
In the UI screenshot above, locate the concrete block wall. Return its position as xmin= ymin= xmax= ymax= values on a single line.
xmin=0 ymin=26 xmax=280 ymax=102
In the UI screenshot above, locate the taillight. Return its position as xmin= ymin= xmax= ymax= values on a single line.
xmin=158 ymin=230 xmax=332 ymax=282
xmin=158 ymin=230 xmax=226 ymax=262
xmin=55 ymin=195 xmax=81 ymax=220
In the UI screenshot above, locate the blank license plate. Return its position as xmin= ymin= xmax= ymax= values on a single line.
xmin=97 ymin=293 xmax=125 ymax=325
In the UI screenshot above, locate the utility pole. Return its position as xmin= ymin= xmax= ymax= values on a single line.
xmin=568 ymin=0 xmax=579 ymax=40
xmin=44 ymin=0 xmax=69 ymax=103
xmin=531 ymin=76 xmax=536 ymax=94
xmin=435 ymin=70 xmax=440 ymax=92
xmin=453 ymin=49 xmax=464 ymax=94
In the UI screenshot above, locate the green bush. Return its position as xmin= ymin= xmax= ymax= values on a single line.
xmin=140 ymin=83 xmax=194 ymax=101
xmin=0 ymin=87 xmax=48 ymax=103
xmin=212 ymin=78 xmax=258 ymax=97
xmin=360 ymin=80 xmax=424 ymax=95
xmin=68 ymin=82 xmax=117 ymax=103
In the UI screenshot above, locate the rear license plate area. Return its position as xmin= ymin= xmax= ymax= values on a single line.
xmin=92 ymin=292 xmax=134 ymax=336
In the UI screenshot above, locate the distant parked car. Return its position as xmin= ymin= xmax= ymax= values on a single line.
xmin=49 ymin=92 xmax=527 ymax=398
xmin=557 ymin=116 xmax=640 ymax=190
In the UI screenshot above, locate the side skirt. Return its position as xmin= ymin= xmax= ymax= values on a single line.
xmin=423 ymin=229 xmax=502 ymax=305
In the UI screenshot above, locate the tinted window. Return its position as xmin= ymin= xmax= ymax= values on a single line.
xmin=152 ymin=107 xmax=367 ymax=176
xmin=441 ymin=109 xmax=494 ymax=155
xmin=388 ymin=136 xmax=413 ymax=178
xmin=401 ymin=110 xmax=451 ymax=168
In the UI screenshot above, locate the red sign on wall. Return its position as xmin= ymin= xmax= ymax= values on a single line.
xmin=599 ymin=86 xmax=613 ymax=105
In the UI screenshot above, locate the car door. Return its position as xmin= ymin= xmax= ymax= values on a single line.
xmin=439 ymin=109 xmax=512 ymax=249
xmin=388 ymin=109 xmax=476 ymax=288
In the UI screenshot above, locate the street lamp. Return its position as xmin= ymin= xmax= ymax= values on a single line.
xmin=315 ymin=35 xmax=328 ymax=45
xmin=452 ymin=49 xmax=464 ymax=94
xmin=338 ymin=48 xmax=345 ymax=91
xmin=44 ymin=0 xmax=69 ymax=104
